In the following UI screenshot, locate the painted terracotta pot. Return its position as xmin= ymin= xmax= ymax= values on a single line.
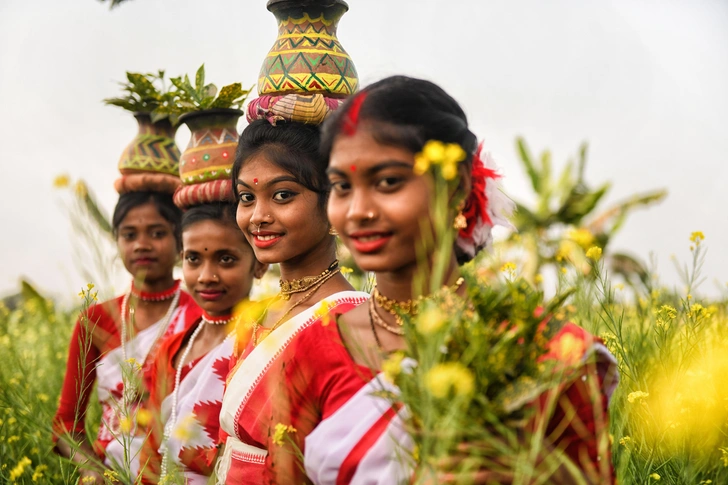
xmin=117 ymin=113 xmax=180 ymax=176
xmin=259 ymin=0 xmax=358 ymax=97
xmin=174 ymin=108 xmax=242 ymax=208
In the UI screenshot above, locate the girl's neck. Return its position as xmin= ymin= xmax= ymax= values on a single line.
xmin=375 ymin=256 xmax=461 ymax=301
xmin=137 ymin=275 xmax=177 ymax=295
xmin=279 ymin=237 xmax=338 ymax=282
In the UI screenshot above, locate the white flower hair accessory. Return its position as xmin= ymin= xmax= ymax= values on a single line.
xmin=455 ymin=142 xmax=515 ymax=259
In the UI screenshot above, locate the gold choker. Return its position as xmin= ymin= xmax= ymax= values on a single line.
xmin=279 ymin=260 xmax=340 ymax=301
xmin=373 ymin=277 xmax=465 ymax=325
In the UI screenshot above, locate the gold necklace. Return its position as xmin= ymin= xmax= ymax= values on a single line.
xmin=253 ymin=265 xmax=341 ymax=346
xmin=373 ymin=277 xmax=465 ymax=325
xmin=279 ymin=260 xmax=339 ymax=300
xmin=368 ymin=297 xmax=405 ymax=336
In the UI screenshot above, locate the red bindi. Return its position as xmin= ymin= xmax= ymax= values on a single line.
xmin=253 ymin=178 xmax=258 ymax=184
xmin=350 ymin=165 xmax=356 ymax=172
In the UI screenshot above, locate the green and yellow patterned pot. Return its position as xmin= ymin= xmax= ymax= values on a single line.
xmin=117 ymin=113 xmax=180 ymax=176
xmin=259 ymin=0 xmax=358 ymax=97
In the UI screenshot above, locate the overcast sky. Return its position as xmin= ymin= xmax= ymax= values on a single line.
xmin=1 ymin=0 xmax=726 ymax=303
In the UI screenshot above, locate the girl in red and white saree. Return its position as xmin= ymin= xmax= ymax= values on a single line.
xmin=304 ymin=76 xmax=619 ymax=484
xmin=215 ymin=117 xmax=369 ymax=484
xmin=53 ymin=191 xmax=200 ymax=481
xmin=141 ymin=203 xmax=267 ymax=484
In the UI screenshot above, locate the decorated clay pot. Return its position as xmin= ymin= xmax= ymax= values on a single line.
xmin=117 ymin=113 xmax=180 ymax=176
xmin=259 ymin=0 xmax=358 ymax=97
xmin=174 ymin=108 xmax=242 ymax=208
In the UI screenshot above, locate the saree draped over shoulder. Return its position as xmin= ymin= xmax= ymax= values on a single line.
xmin=217 ymin=291 xmax=369 ymax=485
xmin=304 ymin=323 xmax=620 ymax=485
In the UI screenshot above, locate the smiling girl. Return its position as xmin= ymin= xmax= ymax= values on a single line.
xmin=53 ymin=190 xmax=200 ymax=481
xmin=141 ymin=202 xmax=266 ymax=484
xmin=303 ymin=76 xmax=618 ymax=484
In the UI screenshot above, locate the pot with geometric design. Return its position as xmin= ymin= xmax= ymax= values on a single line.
xmin=113 ymin=113 xmax=182 ymax=194
xmin=173 ymin=108 xmax=243 ymax=209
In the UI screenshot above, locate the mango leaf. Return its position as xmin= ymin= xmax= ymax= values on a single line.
xmin=516 ymin=137 xmax=542 ymax=194
xmin=195 ymin=64 xmax=205 ymax=92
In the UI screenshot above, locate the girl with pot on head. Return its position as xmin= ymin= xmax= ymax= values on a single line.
xmin=53 ymin=189 xmax=201 ymax=482
xmin=140 ymin=200 xmax=267 ymax=484
xmin=215 ymin=1 xmax=369 ymax=482
xmin=215 ymin=117 xmax=369 ymax=484
xmin=303 ymin=75 xmax=619 ymax=484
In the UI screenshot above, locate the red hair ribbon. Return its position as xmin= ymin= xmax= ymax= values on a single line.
xmin=459 ymin=143 xmax=499 ymax=239
xmin=342 ymin=92 xmax=367 ymax=136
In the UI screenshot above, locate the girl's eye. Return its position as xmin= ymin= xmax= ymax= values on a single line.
xmin=152 ymin=230 xmax=167 ymax=239
xmin=273 ymin=190 xmax=296 ymax=202
xmin=220 ymin=255 xmax=236 ymax=264
xmin=330 ymin=180 xmax=350 ymax=194
xmin=376 ymin=176 xmax=403 ymax=190
xmin=121 ymin=232 xmax=135 ymax=241
xmin=239 ymin=193 xmax=254 ymax=204
xmin=184 ymin=255 xmax=199 ymax=264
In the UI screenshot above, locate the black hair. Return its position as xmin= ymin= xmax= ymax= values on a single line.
xmin=231 ymin=119 xmax=329 ymax=212
xmin=180 ymin=202 xmax=238 ymax=232
xmin=112 ymin=191 xmax=182 ymax=250
xmin=320 ymin=75 xmax=478 ymax=171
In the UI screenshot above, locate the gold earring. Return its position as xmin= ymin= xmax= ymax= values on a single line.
xmin=454 ymin=202 xmax=467 ymax=230
xmin=328 ymin=227 xmax=339 ymax=236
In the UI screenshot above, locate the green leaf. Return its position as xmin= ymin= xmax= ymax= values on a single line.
xmin=556 ymin=182 xmax=610 ymax=225
xmin=195 ymin=64 xmax=205 ymax=92
xmin=211 ymin=83 xmax=245 ymax=109
xmin=202 ymin=84 xmax=218 ymax=100
xmin=515 ymin=137 xmax=541 ymax=194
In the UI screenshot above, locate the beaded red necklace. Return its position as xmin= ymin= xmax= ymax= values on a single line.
xmin=130 ymin=280 xmax=181 ymax=302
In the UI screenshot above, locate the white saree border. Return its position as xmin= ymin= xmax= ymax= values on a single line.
xmin=216 ymin=290 xmax=368 ymax=482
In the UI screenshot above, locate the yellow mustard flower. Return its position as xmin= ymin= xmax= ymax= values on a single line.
xmin=104 ymin=470 xmax=119 ymax=481
xmin=416 ymin=307 xmax=446 ymax=335
xmin=649 ymin=473 xmax=660 ymax=480
xmin=690 ymin=231 xmax=705 ymax=245
xmin=585 ymin=246 xmax=602 ymax=261
xmin=53 ymin=174 xmax=70 ymax=188
xmin=340 ymin=266 xmax=354 ymax=275
xmin=8 ymin=435 xmax=20 ymax=444
xmin=720 ymin=447 xmax=728 ymax=467
xmin=37 ymin=393 xmax=49 ymax=403
xmin=119 ymin=416 xmax=133 ymax=433
xmin=381 ymin=352 xmax=405 ymax=383
xmin=75 ymin=180 xmax=88 ymax=198
xmin=568 ymin=227 xmax=595 ymax=249
xmin=534 ymin=274 xmax=544 ymax=284
xmin=627 ymin=391 xmax=649 ymax=403
xmin=313 ymin=299 xmax=335 ymax=327
xmin=500 ymin=262 xmax=517 ymax=276
xmin=425 ymin=362 xmax=474 ymax=399
xmin=87 ymin=283 xmax=95 ymax=290
xmin=619 ymin=436 xmax=632 ymax=446
xmin=32 ymin=464 xmax=48 ymax=482
xmin=136 ymin=408 xmax=152 ymax=427
xmin=9 ymin=457 xmax=32 ymax=481
xmin=272 ymin=423 xmax=297 ymax=446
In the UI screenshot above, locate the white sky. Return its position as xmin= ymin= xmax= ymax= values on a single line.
xmin=0 ymin=0 xmax=726 ymax=303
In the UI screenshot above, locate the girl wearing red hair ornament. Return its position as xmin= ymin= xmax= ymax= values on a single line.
xmin=303 ymin=75 xmax=619 ymax=485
